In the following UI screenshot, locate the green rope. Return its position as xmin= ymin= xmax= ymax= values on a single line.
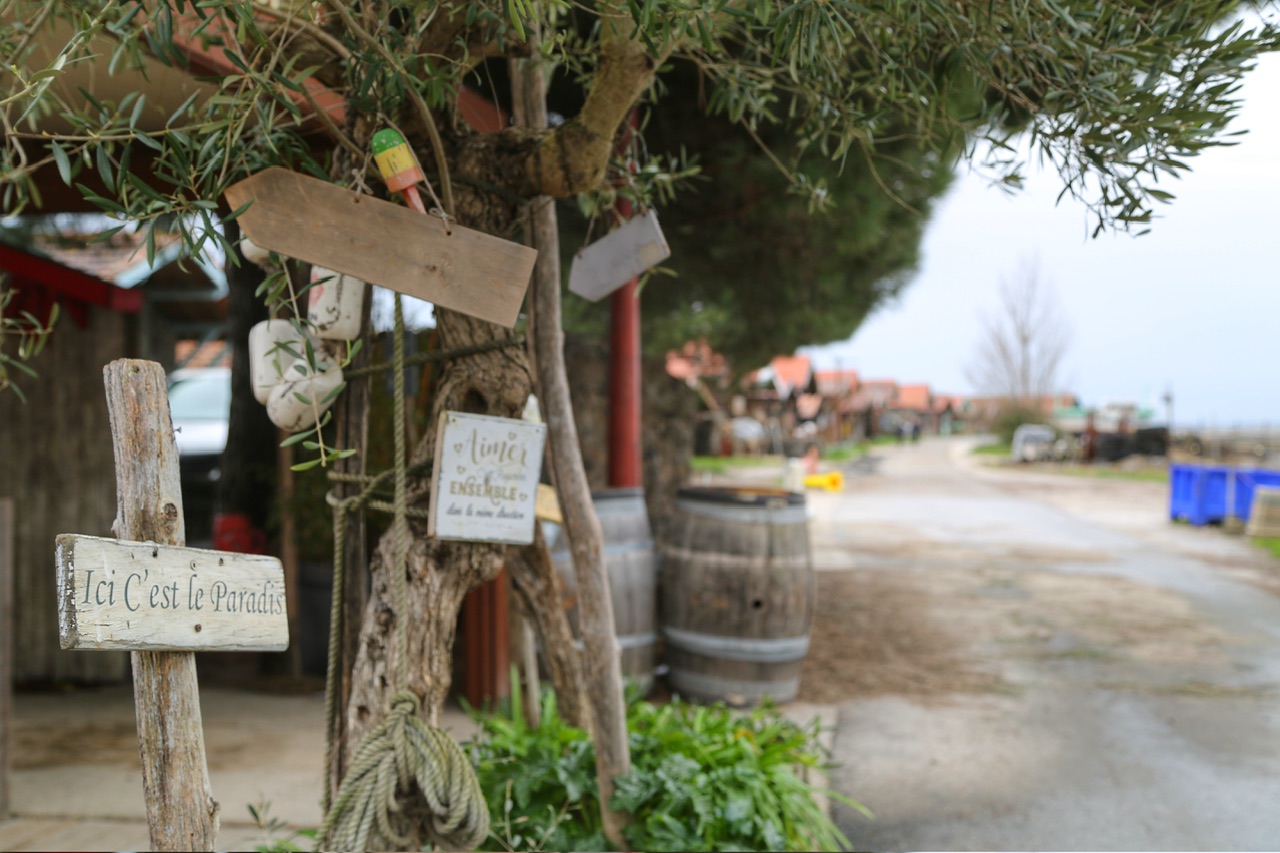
xmin=391 ymin=295 xmax=410 ymax=692
xmin=318 ymin=296 xmax=490 ymax=851
xmin=318 ymin=692 xmax=488 ymax=851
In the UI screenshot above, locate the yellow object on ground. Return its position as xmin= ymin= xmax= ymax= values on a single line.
xmin=804 ymin=470 xmax=844 ymax=492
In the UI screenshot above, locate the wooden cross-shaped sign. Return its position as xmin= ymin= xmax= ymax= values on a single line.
xmin=57 ymin=535 xmax=287 ymax=652
xmin=55 ymin=360 xmax=289 ymax=851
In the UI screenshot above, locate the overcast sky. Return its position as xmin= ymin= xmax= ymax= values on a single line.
xmin=802 ymin=45 xmax=1280 ymax=430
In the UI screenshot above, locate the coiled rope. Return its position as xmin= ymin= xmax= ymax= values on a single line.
xmin=317 ymin=296 xmax=489 ymax=851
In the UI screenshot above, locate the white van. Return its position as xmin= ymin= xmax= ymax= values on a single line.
xmin=1011 ymin=424 xmax=1055 ymax=463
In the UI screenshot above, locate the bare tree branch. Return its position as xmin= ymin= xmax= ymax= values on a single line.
xmin=967 ymin=257 xmax=1071 ymax=406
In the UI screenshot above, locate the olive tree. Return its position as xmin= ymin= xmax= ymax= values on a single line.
xmin=3 ymin=1 xmax=1276 ymax=847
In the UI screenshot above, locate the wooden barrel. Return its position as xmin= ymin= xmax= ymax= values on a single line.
xmin=551 ymin=488 xmax=657 ymax=695
xmin=660 ymin=486 xmax=813 ymax=706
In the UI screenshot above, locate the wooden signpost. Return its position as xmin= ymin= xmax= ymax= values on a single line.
xmin=428 ymin=411 xmax=547 ymax=544
xmin=568 ymin=209 xmax=670 ymax=302
xmin=1 ymin=498 xmax=12 ymax=820
xmin=57 ymin=535 xmax=288 ymax=652
xmin=56 ymin=360 xmax=289 ymax=851
xmin=223 ymin=168 xmax=538 ymax=328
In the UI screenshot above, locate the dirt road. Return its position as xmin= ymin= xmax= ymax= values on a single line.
xmin=807 ymin=437 xmax=1280 ymax=849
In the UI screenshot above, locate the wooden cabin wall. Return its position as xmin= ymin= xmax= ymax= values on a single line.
xmin=0 ymin=303 xmax=130 ymax=684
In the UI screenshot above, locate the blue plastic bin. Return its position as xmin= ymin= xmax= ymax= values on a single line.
xmin=1169 ymin=464 xmax=1235 ymax=526
xmin=1169 ymin=464 xmax=1198 ymax=521
xmin=1232 ymin=468 xmax=1280 ymax=522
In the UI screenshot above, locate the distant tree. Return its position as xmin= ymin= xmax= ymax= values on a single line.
xmin=967 ymin=258 xmax=1071 ymax=405
xmin=557 ymin=61 xmax=962 ymax=372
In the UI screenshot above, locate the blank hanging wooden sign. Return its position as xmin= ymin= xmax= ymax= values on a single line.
xmin=428 ymin=411 xmax=547 ymax=544
xmin=224 ymin=168 xmax=537 ymax=327
xmin=568 ymin=209 xmax=670 ymax=302
xmin=56 ymin=534 xmax=288 ymax=652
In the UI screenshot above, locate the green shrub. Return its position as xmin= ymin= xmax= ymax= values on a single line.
xmin=994 ymin=404 xmax=1049 ymax=446
xmin=467 ymin=687 xmax=607 ymax=852
xmin=467 ymin=680 xmax=868 ymax=852
xmin=972 ymin=442 xmax=1011 ymax=456
xmin=1256 ymin=537 xmax=1280 ymax=560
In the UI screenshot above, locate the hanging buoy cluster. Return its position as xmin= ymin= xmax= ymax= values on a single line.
xmin=242 ymin=241 xmax=366 ymax=433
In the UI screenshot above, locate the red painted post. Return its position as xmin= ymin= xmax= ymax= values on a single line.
xmin=609 ymin=275 xmax=643 ymax=488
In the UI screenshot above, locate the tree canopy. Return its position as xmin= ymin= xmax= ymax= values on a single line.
xmin=4 ymin=1 xmax=1275 ymax=243
xmin=3 ymin=1 xmax=1278 ymax=848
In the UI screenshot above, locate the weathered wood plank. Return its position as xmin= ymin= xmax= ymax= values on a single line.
xmin=0 ymin=303 xmax=127 ymax=684
xmin=224 ymin=168 xmax=537 ymax=327
xmin=104 ymin=359 xmax=219 ymax=851
xmin=1 ymin=497 xmax=12 ymax=819
xmin=56 ymin=534 xmax=288 ymax=652
xmin=568 ymin=209 xmax=670 ymax=302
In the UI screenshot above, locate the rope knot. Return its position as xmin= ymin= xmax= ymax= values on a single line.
xmin=390 ymin=691 xmax=421 ymax=718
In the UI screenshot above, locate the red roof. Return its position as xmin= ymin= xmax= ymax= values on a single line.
xmin=848 ymin=380 xmax=898 ymax=410
xmin=0 ymin=243 xmax=142 ymax=329
xmin=665 ymin=340 xmax=728 ymax=382
xmin=32 ymin=228 xmax=181 ymax=284
xmin=814 ymin=369 xmax=859 ymax=397
xmin=895 ymin=384 xmax=931 ymax=411
xmin=770 ymin=355 xmax=813 ymax=395
xmin=175 ymin=339 xmax=231 ymax=369
xmin=931 ymin=394 xmax=963 ymax=414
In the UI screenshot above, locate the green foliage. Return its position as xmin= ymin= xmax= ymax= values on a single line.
xmin=822 ymin=442 xmax=868 ymax=462
xmin=1254 ymin=537 xmax=1280 ymax=560
xmin=467 ymin=686 xmax=607 ymax=852
xmin=467 ymin=684 xmax=865 ymax=852
xmin=246 ymin=800 xmax=316 ymax=853
xmin=4 ymin=0 xmax=1277 ymax=381
xmin=0 ymin=280 xmax=59 ymax=402
xmin=1051 ymin=463 xmax=1170 ymax=483
xmin=615 ymin=700 xmax=865 ymax=852
xmin=689 ymin=454 xmax=786 ymax=473
xmin=559 ymin=59 xmax=959 ymax=370
xmin=972 ymin=442 xmax=1012 ymax=457
xmin=994 ymin=405 xmax=1050 ymax=447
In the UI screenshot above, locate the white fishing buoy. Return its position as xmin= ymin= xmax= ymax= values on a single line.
xmin=266 ymin=363 xmax=345 ymax=432
xmin=248 ymin=319 xmax=312 ymax=404
xmin=308 ymin=266 xmax=366 ymax=341
xmin=240 ymin=237 xmax=272 ymax=267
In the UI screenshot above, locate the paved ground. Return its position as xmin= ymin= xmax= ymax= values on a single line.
xmin=819 ymin=437 xmax=1280 ymax=850
xmin=0 ymin=685 xmax=480 ymax=851
xmin=5 ymin=436 xmax=1278 ymax=851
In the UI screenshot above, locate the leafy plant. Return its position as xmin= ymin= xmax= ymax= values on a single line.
xmin=246 ymin=800 xmax=316 ymax=853
xmin=467 ymin=683 xmax=607 ymax=852
xmin=467 ymin=680 xmax=867 ymax=852
xmin=993 ymin=404 xmax=1050 ymax=447
xmin=0 ymin=281 xmax=59 ymax=401
xmin=616 ymin=700 xmax=867 ymax=852
xmin=1253 ymin=537 xmax=1280 ymax=561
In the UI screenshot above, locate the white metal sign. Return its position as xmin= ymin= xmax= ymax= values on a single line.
xmin=428 ymin=411 xmax=547 ymax=544
xmin=568 ymin=209 xmax=671 ymax=302
xmin=56 ymin=534 xmax=289 ymax=652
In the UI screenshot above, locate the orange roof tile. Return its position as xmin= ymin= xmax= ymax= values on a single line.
xmin=770 ymin=355 xmax=813 ymax=394
xmin=665 ymin=339 xmax=728 ymax=382
xmin=895 ymin=383 xmax=931 ymax=411
xmin=814 ymin=369 xmax=859 ymax=397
